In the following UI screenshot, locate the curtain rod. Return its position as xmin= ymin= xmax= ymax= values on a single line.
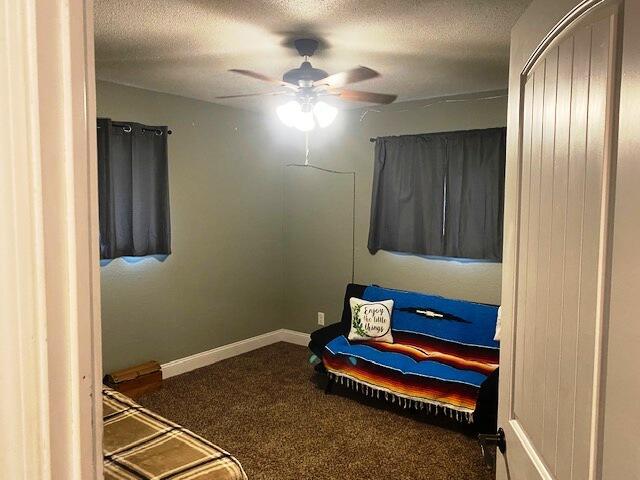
xmin=371 ymin=126 xmax=506 ymax=143
xmin=98 ymin=123 xmax=172 ymax=135
xmin=113 ymin=122 xmax=173 ymax=135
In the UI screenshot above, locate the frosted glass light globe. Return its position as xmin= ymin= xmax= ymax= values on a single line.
xmin=276 ymin=101 xmax=302 ymax=128
xmin=313 ymin=101 xmax=338 ymax=128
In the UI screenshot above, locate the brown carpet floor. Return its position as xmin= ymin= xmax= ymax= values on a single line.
xmin=138 ymin=342 xmax=494 ymax=480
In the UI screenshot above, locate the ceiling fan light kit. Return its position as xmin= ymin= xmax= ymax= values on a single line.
xmin=220 ymin=38 xmax=398 ymax=132
xmin=276 ymin=100 xmax=337 ymax=132
xmin=276 ymin=100 xmax=338 ymax=131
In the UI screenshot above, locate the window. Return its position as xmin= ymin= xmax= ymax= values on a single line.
xmin=97 ymin=118 xmax=171 ymax=260
xmin=367 ymin=127 xmax=506 ymax=261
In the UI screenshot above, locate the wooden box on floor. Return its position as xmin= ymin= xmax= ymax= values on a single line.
xmin=104 ymin=361 xmax=162 ymax=399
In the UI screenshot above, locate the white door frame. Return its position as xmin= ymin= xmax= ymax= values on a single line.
xmin=0 ymin=0 xmax=102 ymax=478
xmin=599 ymin=0 xmax=640 ymax=476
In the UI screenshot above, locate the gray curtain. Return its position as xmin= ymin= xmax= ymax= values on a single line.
xmin=97 ymin=118 xmax=171 ymax=259
xmin=367 ymin=127 xmax=505 ymax=261
xmin=367 ymin=135 xmax=448 ymax=256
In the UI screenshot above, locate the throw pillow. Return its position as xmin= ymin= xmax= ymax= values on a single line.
xmin=494 ymin=305 xmax=502 ymax=341
xmin=348 ymin=297 xmax=394 ymax=343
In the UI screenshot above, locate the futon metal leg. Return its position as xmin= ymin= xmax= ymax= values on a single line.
xmin=324 ymin=376 xmax=335 ymax=395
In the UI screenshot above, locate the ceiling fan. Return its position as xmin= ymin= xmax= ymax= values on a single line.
xmin=217 ymin=38 xmax=398 ymax=131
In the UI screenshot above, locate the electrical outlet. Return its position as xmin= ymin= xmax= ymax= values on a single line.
xmin=317 ymin=312 xmax=325 ymax=326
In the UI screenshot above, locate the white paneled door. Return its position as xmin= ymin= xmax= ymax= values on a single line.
xmin=499 ymin=0 xmax=629 ymax=479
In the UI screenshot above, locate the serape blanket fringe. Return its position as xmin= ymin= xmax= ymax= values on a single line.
xmin=327 ymin=371 xmax=475 ymax=424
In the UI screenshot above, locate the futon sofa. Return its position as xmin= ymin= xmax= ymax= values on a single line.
xmin=309 ymin=284 xmax=500 ymax=433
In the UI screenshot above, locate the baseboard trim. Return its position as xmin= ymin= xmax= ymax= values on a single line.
xmin=279 ymin=329 xmax=312 ymax=346
xmin=161 ymin=329 xmax=311 ymax=379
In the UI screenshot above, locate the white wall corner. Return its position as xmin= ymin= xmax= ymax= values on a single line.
xmin=161 ymin=329 xmax=311 ymax=379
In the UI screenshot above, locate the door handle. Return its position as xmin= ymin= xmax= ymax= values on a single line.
xmin=478 ymin=427 xmax=506 ymax=470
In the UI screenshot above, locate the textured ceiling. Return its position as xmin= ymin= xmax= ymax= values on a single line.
xmin=94 ymin=0 xmax=530 ymax=111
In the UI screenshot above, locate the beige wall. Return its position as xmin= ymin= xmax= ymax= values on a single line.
xmin=97 ymin=81 xmax=284 ymax=373
xmin=276 ymin=92 xmax=508 ymax=333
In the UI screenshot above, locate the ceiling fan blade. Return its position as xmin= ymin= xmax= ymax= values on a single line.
xmin=216 ymin=91 xmax=289 ymax=99
xmin=228 ymin=69 xmax=298 ymax=90
xmin=314 ymin=66 xmax=380 ymax=88
xmin=332 ymin=88 xmax=397 ymax=105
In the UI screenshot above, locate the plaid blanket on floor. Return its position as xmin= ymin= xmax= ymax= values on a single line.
xmin=103 ymin=388 xmax=247 ymax=480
